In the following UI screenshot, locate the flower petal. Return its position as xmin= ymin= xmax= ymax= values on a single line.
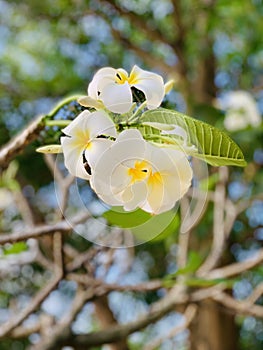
xmin=84 ymin=138 xmax=113 ymax=169
xmin=122 ymin=181 xmax=148 ymax=212
xmin=131 ymin=65 xmax=165 ymax=109
xmin=100 ymin=82 xmax=133 ymax=114
xmin=78 ymin=96 xmax=104 ymax=109
xmin=62 ymin=110 xmax=91 ymax=137
xmin=87 ymin=67 xmax=117 ymax=99
xmin=61 ymin=136 xmax=90 ymax=180
xmin=62 ymin=110 xmax=117 ymax=140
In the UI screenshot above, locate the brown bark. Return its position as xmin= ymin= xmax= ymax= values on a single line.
xmin=189 ymin=299 xmax=238 ymax=350
xmin=94 ymin=295 xmax=130 ymax=350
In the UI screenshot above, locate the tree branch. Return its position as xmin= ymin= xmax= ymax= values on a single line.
xmin=205 ymin=249 xmax=263 ymax=279
xmin=213 ymin=292 xmax=263 ymax=318
xmin=0 ymin=273 xmax=62 ymax=337
xmin=0 ymin=211 xmax=91 ymax=245
xmin=40 ymin=284 xmax=187 ymax=349
xmin=0 ymin=115 xmax=45 ymax=169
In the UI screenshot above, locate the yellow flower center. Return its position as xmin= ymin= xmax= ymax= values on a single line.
xmin=116 ymin=70 xmax=139 ymax=85
xmin=128 ymin=160 xmax=163 ymax=187
xmin=148 ymin=171 xmax=162 ymax=186
xmin=72 ymin=129 xmax=91 ymax=149
xmin=128 ymin=160 xmax=150 ymax=183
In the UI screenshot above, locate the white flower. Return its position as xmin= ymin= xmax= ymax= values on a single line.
xmin=61 ymin=110 xmax=117 ymax=180
xmin=90 ymin=129 xmax=192 ymax=215
xmin=87 ymin=65 xmax=165 ymax=114
xmin=219 ymin=91 xmax=261 ymax=131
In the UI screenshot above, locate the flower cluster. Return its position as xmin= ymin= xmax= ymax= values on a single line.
xmin=60 ymin=66 xmax=193 ymax=215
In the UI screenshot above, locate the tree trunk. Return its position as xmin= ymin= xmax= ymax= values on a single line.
xmin=189 ymin=299 xmax=238 ymax=350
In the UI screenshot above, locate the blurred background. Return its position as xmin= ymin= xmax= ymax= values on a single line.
xmin=0 ymin=0 xmax=263 ymax=349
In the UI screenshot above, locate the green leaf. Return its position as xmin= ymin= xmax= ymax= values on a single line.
xmin=175 ymin=252 xmax=203 ymax=276
xmin=103 ymin=207 xmax=151 ymax=228
xmin=103 ymin=207 xmax=179 ymax=243
xmin=132 ymin=210 xmax=179 ymax=243
xmin=3 ymin=242 xmax=28 ymax=255
xmin=140 ymin=108 xmax=247 ymax=167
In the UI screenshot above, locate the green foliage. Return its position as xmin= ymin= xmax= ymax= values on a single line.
xmin=104 ymin=208 xmax=179 ymax=243
xmin=0 ymin=161 xmax=19 ymax=191
xmin=3 ymin=242 xmax=28 ymax=255
xmin=140 ymin=108 xmax=247 ymax=167
xmin=103 ymin=207 xmax=152 ymax=228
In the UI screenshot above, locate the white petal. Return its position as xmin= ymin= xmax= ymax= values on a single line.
xmin=143 ymin=146 xmax=192 ymax=214
xmin=144 ymin=180 xmax=166 ymax=214
xmin=90 ymin=129 xmax=148 ymax=209
xmin=36 ymin=144 xmax=62 ymax=154
xmin=131 ymin=65 xmax=165 ymax=109
xmin=61 ymin=136 xmax=90 ymax=180
xmin=62 ymin=110 xmax=91 ymax=137
xmin=100 ymin=82 xmax=133 ymax=114
xmin=102 ymin=129 xmax=146 ymax=166
xmin=87 ymin=67 xmax=117 ymax=99
xmin=87 ymin=110 xmax=117 ymax=139
xmin=91 ymin=134 xmax=145 ymax=195
xmin=90 ymin=152 xmax=123 ymax=207
xmin=78 ymin=96 xmax=104 ymax=109
xmin=62 ymin=110 xmax=117 ymax=140
xmin=90 ymin=147 xmax=116 ymax=196
xmin=84 ymin=138 xmax=113 ymax=169
xmin=95 ymin=190 xmax=123 ymax=207
xmin=122 ymin=182 xmax=148 ymax=211
xmin=111 ymin=164 xmax=131 ymax=194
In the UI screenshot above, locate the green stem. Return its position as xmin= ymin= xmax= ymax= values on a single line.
xmin=144 ymin=133 xmax=179 ymax=145
xmin=46 ymin=94 xmax=82 ymax=119
xmin=128 ymin=101 xmax=147 ymax=123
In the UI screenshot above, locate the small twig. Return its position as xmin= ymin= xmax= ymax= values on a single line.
xmin=0 ymin=211 xmax=91 ymax=245
xmin=213 ymin=292 xmax=263 ymax=318
xmin=205 ymin=249 xmax=263 ymax=279
xmin=246 ymin=282 xmax=263 ymax=305
xmin=67 ymin=273 xmax=163 ymax=292
xmin=14 ymin=189 xmax=35 ymax=227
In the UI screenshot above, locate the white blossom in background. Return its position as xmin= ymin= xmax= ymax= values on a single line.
xmin=61 ymin=110 xmax=117 ymax=180
xmin=90 ymin=129 xmax=193 ymax=215
xmin=219 ymin=91 xmax=261 ymax=131
xmin=86 ymin=65 xmax=165 ymax=114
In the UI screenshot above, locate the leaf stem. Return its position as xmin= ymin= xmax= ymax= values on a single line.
xmin=128 ymin=101 xmax=147 ymax=123
xmin=46 ymin=95 xmax=82 ymax=119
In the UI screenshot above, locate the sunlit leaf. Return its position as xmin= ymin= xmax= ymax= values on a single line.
xmin=140 ymin=108 xmax=247 ymax=167
xmin=3 ymin=242 xmax=28 ymax=255
xmin=103 ymin=207 xmax=151 ymax=228
xmin=103 ymin=207 xmax=179 ymax=243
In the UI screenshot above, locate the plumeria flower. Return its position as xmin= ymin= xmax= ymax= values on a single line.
xmin=90 ymin=129 xmax=192 ymax=215
xmin=61 ymin=110 xmax=117 ymax=180
xmin=85 ymin=65 xmax=165 ymax=114
xmin=218 ymin=91 xmax=261 ymax=131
